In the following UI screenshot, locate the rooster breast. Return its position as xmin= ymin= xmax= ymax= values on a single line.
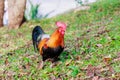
xmin=42 ymin=45 xmax=64 ymax=61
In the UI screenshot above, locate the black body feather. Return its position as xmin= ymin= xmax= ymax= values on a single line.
xmin=42 ymin=46 xmax=64 ymax=61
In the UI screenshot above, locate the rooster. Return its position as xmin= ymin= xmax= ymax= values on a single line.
xmin=32 ymin=21 xmax=67 ymax=68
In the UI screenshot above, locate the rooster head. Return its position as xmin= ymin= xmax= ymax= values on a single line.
xmin=56 ymin=21 xmax=67 ymax=35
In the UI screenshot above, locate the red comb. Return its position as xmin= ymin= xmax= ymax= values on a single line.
xmin=56 ymin=21 xmax=67 ymax=30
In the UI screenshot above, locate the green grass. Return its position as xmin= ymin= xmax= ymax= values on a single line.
xmin=0 ymin=0 xmax=120 ymax=79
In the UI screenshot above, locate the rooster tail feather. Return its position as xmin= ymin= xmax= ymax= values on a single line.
xmin=32 ymin=26 xmax=45 ymax=52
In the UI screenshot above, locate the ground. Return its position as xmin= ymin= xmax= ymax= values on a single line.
xmin=0 ymin=0 xmax=120 ymax=79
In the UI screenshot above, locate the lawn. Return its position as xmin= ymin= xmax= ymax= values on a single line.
xmin=0 ymin=0 xmax=120 ymax=79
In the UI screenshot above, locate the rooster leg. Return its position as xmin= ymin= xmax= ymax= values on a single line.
xmin=38 ymin=56 xmax=48 ymax=69
xmin=50 ymin=57 xmax=59 ymax=68
xmin=38 ymin=60 xmax=44 ymax=69
xmin=38 ymin=57 xmax=45 ymax=69
xmin=50 ymin=61 xmax=58 ymax=68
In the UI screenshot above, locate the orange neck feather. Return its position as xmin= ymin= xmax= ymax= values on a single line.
xmin=47 ymin=28 xmax=64 ymax=48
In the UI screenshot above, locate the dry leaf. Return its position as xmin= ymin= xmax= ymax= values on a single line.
xmin=22 ymin=63 xmax=30 ymax=70
xmin=2 ymin=34 xmax=9 ymax=38
xmin=86 ymin=64 xmax=95 ymax=78
xmin=5 ymin=57 xmax=9 ymax=65
xmin=65 ymin=60 xmax=72 ymax=66
xmin=113 ymin=57 xmax=120 ymax=62
xmin=76 ymin=56 xmax=81 ymax=60
xmin=99 ymin=78 xmax=106 ymax=80
xmin=118 ymin=52 xmax=120 ymax=57
xmin=108 ymin=66 xmax=114 ymax=74
xmin=25 ymin=63 xmax=30 ymax=69
xmin=1 ymin=44 xmax=9 ymax=48
xmin=96 ymin=44 xmax=102 ymax=48
xmin=103 ymin=56 xmax=111 ymax=65
xmin=92 ymin=76 xmax=99 ymax=80
xmin=99 ymin=77 xmax=112 ymax=80
xmin=50 ymin=75 xmax=56 ymax=80
xmin=56 ymin=78 xmax=62 ymax=80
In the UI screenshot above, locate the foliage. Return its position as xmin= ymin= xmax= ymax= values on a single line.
xmin=75 ymin=0 xmax=89 ymax=5
xmin=25 ymin=0 xmax=40 ymax=20
xmin=75 ymin=0 xmax=83 ymax=5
